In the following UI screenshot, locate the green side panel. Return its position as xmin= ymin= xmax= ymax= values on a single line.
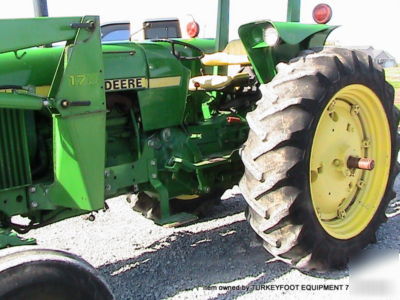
xmin=102 ymin=42 xmax=193 ymax=131
xmin=0 ymin=17 xmax=82 ymax=53
xmin=137 ymin=43 xmax=191 ymax=131
xmin=50 ymin=18 xmax=106 ymax=116
xmin=238 ymin=21 xmax=337 ymax=83
xmin=0 ymin=109 xmax=31 ymax=190
xmin=102 ymin=43 xmax=148 ymax=80
xmin=138 ymin=78 xmax=189 ymax=131
xmin=46 ymin=16 xmax=106 ymax=210
xmin=49 ymin=113 xmax=105 ymax=210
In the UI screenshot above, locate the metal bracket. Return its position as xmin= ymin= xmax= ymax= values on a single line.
xmin=70 ymin=21 xmax=95 ymax=31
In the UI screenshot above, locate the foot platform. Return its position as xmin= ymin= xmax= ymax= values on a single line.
xmin=155 ymin=212 xmax=199 ymax=228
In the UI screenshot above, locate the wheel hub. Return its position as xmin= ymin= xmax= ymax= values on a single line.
xmin=309 ymin=84 xmax=391 ymax=239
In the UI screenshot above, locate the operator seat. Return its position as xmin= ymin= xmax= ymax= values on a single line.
xmin=189 ymin=39 xmax=251 ymax=91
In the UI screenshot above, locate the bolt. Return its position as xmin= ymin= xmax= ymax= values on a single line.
xmin=162 ymin=128 xmax=171 ymax=142
xmin=105 ymin=184 xmax=111 ymax=191
xmin=152 ymin=174 xmax=157 ymax=179
xmin=357 ymin=180 xmax=365 ymax=189
xmin=28 ymin=186 xmax=36 ymax=193
xmin=88 ymin=214 xmax=95 ymax=222
xmin=151 ymin=160 xmax=156 ymax=166
xmin=333 ymin=159 xmax=341 ymax=166
xmin=347 ymin=156 xmax=375 ymax=170
xmin=31 ymin=202 xmax=39 ymax=208
xmin=87 ymin=21 xmax=95 ymax=30
xmin=362 ymin=140 xmax=371 ymax=148
xmin=338 ymin=209 xmax=346 ymax=219
xmin=351 ymin=104 xmax=360 ymax=116
xmin=104 ymin=170 xmax=111 ymax=178
xmin=60 ymin=99 xmax=70 ymax=108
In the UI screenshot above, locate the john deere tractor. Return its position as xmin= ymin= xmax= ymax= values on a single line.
xmin=0 ymin=0 xmax=398 ymax=298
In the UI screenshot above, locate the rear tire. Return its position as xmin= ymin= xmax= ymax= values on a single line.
xmin=240 ymin=48 xmax=399 ymax=271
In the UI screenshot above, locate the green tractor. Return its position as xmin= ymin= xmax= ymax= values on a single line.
xmin=0 ymin=0 xmax=398 ymax=298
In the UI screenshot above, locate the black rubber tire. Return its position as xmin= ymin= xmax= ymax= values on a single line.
xmin=0 ymin=246 xmax=114 ymax=300
xmin=240 ymin=47 xmax=399 ymax=271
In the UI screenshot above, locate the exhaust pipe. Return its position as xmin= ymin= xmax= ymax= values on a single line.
xmin=32 ymin=0 xmax=49 ymax=17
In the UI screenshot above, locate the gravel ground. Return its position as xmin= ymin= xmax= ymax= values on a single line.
xmin=19 ymin=178 xmax=400 ymax=300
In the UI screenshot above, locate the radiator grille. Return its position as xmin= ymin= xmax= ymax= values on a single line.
xmin=0 ymin=109 xmax=31 ymax=189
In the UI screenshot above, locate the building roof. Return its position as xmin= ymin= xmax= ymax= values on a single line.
xmin=347 ymin=46 xmax=396 ymax=61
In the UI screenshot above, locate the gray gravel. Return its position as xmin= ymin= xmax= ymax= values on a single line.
xmin=20 ymin=178 xmax=400 ymax=300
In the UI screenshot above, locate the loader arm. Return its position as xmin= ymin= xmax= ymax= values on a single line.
xmin=0 ymin=16 xmax=106 ymax=219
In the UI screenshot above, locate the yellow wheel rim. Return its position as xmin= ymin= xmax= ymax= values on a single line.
xmin=310 ymin=84 xmax=391 ymax=239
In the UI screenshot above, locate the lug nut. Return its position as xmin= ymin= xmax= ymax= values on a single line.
xmin=347 ymin=156 xmax=375 ymax=170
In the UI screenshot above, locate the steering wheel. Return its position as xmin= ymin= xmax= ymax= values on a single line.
xmin=151 ymin=39 xmax=205 ymax=61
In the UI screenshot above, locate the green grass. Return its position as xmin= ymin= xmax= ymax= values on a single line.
xmin=385 ymin=67 xmax=400 ymax=81
xmin=385 ymin=67 xmax=400 ymax=95
xmin=389 ymin=81 xmax=400 ymax=89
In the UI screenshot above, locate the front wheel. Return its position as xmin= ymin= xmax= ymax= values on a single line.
xmin=240 ymin=48 xmax=399 ymax=271
xmin=0 ymin=246 xmax=114 ymax=300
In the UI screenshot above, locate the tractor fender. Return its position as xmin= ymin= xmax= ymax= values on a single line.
xmin=238 ymin=20 xmax=338 ymax=83
xmin=266 ymin=21 xmax=337 ymax=46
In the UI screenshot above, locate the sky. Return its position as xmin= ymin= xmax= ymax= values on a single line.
xmin=1 ymin=0 xmax=399 ymax=60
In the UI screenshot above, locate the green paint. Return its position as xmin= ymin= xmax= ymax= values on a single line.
xmin=0 ymin=17 xmax=82 ymax=53
xmin=50 ymin=113 xmax=106 ymax=210
xmin=287 ymin=0 xmax=301 ymax=22
xmin=239 ymin=21 xmax=337 ymax=83
xmin=215 ymin=0 xmax=230 ymax=52
xmin=155 ymin=212 xmax=198 ymax=227
xmin=0 ymin=110 xmax=31 ymax=190
xmin=0 ymin=93 xmax=44 ymax=110
xmin=0 ymin=228 xmax=36 ymax=248
xmin=215 ymin=0 xmax=230 ymax=75
xmin=0 ymin=1 xmax=342 ymax=242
